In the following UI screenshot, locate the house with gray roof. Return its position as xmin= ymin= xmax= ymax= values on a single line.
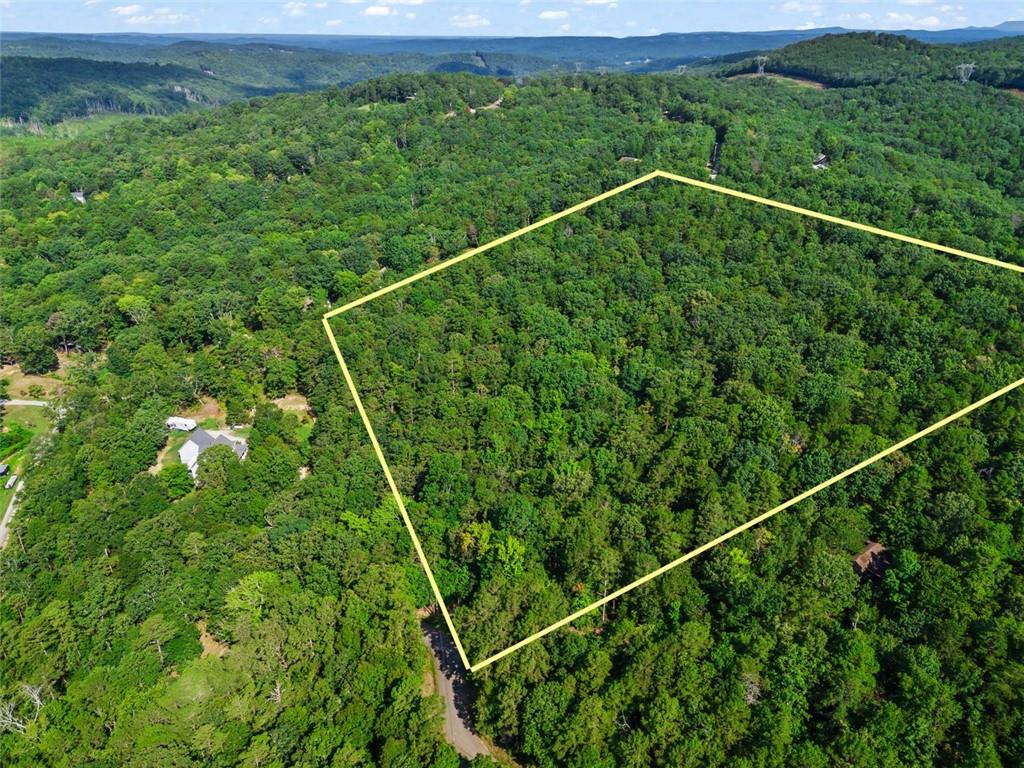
xmin=179 ymin=429 xmax=247 ymax=478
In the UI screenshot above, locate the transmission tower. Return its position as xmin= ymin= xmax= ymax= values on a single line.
xmin=575 ymin=61 xmax=583 ymax=73
xmin=676 ymin=64 xmax=688 ymax=75
xmin=598 ymin=66 xmax=608 ymax=76
xmin=956 ymin=62 xmax=976 ymax=84
xmin=755 ymin=56 xmax=769 ymax=76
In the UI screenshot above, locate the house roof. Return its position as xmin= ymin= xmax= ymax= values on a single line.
xmin=853 ymin=540 xmax=891 ymax=579
xmin=187 ymin=429 xmax=246 ymax=459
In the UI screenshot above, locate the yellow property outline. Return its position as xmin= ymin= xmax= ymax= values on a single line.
xmin=323 ymin=170 xmax=1024 ymax=672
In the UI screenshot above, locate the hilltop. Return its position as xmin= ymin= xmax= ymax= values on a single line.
xmin=723 ymin=32 xmax=1024 ymax=88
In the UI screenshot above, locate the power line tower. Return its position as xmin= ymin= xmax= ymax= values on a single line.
xmin=956 ymin=62 xmax=976 ymax=84
xmin=676 ymin=64 xmax=688 ymax=75
xmin=597 ymin=66 xmax=608 ymax=76
xmin=575 ymin=61 xmax=583 ymax=73
xmin=755 ymin=56 xmax=769 ymax=76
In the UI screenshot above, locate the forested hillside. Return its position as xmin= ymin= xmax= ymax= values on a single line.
xmin=0 ymin=40 xmax=548 ymax=122
xmin=725 ymin=32 xmax=1024 ymax=88
xmin=0 ymin=56 xmax=264 ymax=122
xmin=2 ymin=58 xmax=1024 ymax=767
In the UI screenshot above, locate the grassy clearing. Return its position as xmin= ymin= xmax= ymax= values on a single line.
xmin=1 ymin=404 xmax=52 ymax=512
xmin=728 ymin=72 xmax=829 ymax=89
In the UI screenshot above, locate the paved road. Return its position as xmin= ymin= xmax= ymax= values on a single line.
xmin=0 ymin=399 xmax=48 ymax=408
xmin=421 ymin=621 xmax=490 ymax=760
xmin=0 ymin=479 xmax=24 ymax=550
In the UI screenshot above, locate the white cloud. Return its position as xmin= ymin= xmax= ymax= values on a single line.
xmin=84 ymin=0 xmax=106 ymax=6
xmin=405 ymin=11 xmax=416 ymax=19
xmin=539 ymin=10 xmax=569 ymax=20
xmin=795 ymin=21 xmax=817 ymax=29
xmin=781 ymin=1 xmax=821 ymax=13
xmin=337 ymin=0 xmax=363 ymax=4
xmin=380 ymin=0 xmax=423 ymax=5
xmin=560 ymin=22 xmax=570 ymax=30
xmin=283 ymin=1 xmax=307 ymax=16
xmin=325 ymin=18 xmax=343 ymax=25
xmin=111 ymin=4 xmax=143 ymax=14
xmin=258 ymin=16 xmax=278 ymax=23
xmin=916 ymin=15 xmax=941 ymax=26
xmin=364 ymin=5 xmax=394 ymax=15
xmin=899 ymin=0 xmax=934 ymax=6
xmin=449 ymin=12 xmax=489 ymax=27
xmin=313 ymin=1 xmax=328 ymax=7
xmin=123 ymin=7 xmax=193 ymax=25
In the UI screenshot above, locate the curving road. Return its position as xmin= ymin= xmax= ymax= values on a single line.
xmin=421 ymin=621 xmax=490 ymax=760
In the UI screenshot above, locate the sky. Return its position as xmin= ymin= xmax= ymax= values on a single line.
xmin=1 ymin=0 xmax=1022 ymax=37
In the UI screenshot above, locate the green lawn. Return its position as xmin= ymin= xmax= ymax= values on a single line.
xmin=1 ymin=404 xmax=52 ymax=513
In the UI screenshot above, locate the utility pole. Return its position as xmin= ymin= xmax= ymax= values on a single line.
xmin=956 ymin=62 xmax=976 ymax=84
xmin=755 ymin=56 xmax=768 ymax=76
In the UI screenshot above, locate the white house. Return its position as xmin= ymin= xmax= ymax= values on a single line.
xmin=179 ymin=429 xmax=248 ymax=478
xmin=166 ymin=416 xmax=197 ymax=431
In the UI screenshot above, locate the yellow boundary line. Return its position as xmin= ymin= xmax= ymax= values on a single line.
xmin=323 ymin=171 xmax=1024 ymax=673
xmin=468 ymin=375 xmax=1024 ymax=670
xmin=323 ymin=317 xmax=473 ymax=670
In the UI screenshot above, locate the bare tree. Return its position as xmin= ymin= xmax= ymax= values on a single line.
xmin=0 ymin=700 xmax=26 ymax=733
xmin=755 ymin=55 xmax=769 ymax=76
xmin=268 ymin=681 xmax=283 ymax=705
xmin=19 ymin=683 xmax=45 ymax=721
xmin=956 ymin=62 xmax=976 ymax=84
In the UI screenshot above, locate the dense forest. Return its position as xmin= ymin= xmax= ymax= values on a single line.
xmin=2 ymin=33 xmax=1024 ymax=767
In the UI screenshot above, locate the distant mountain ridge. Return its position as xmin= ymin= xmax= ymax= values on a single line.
xmin=3 ymin=22 xmax=1022 ymax=68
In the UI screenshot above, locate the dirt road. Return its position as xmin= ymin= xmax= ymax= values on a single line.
xmin=0 ymin=399 xmax=48 ymax=408
xmin=0 ymin=479 xmax=24 ymax=549
xmin=421 ymin=621 xmax=490 ymax=760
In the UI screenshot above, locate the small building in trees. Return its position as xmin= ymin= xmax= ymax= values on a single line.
xmin=166 ymin=416 xmax=198 ymax=431
xmin=853 ymin=540 xmax=891 ymax=580
xmin=179 ymin=429 xmax=247 ymax=477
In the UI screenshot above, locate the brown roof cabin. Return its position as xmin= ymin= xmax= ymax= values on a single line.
xmin=853 ymin=540 xmax=891 ymax=580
